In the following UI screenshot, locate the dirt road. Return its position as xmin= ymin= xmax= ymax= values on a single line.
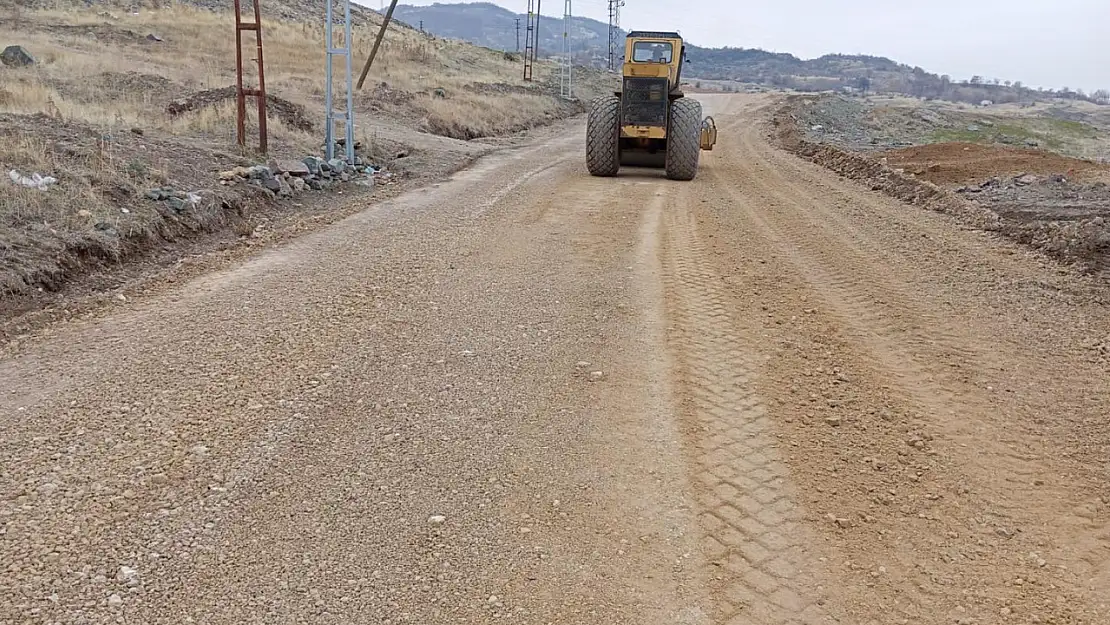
xmin=2 ymin=94 xmax=1108 ymax=625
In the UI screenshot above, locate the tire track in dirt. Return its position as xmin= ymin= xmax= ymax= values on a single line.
xmin=660 ymin=194 xmax=830 ymax=625
xmin=717 ymin=125 xmax=1062 ymax=511
xmin=731 ymin=123 xmax=1110 ymax=594
xmin=688 ymin=102 xmax=1109 ymax=623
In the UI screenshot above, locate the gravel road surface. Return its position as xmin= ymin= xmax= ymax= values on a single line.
xmin=3 ymin=94 xmax=1108 ymax=625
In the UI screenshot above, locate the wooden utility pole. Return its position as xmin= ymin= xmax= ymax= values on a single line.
xmin=356 ymin=0 xmax=399 ymax=90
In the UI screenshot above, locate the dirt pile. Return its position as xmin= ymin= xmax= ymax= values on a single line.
xmin=770 ymin=95 xmax=1110 ymax=274
xmin=883 ymin=142 xmax=1110 ymax=186
xmin=166 ymin=87 xmax=314 ymax=132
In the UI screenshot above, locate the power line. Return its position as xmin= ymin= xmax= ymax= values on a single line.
xmin=560 ymin=0 xmax=573 ymax=98
xmin=523 ymin=1 xmax=535 ymax=80
xmin=607 ymin=0 xmax=623 ymax=71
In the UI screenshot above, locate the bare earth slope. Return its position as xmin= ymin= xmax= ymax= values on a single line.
xmin=2 ymin=94 xmax=1108 ymax=624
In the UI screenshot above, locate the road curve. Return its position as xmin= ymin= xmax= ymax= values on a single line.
xmin=2 ymin=94 xmax=1108 ymax=625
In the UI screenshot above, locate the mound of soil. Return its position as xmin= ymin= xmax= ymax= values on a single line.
xmin=166 ymin=87 xmax=313 ymax=132
xmin=769 ymin=96 xmax=1110 ymax=275
xmin=883 ymin=142 xmax=1110 ymax=186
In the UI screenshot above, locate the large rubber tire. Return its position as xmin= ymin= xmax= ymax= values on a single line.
xmin=665 ymin=98 xmax=702 ymax=181
xmin=586 ymin=95 xmax=621 ymax=176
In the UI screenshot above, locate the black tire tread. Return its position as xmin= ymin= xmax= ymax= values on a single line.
xmin=586 ymin=95 xmax=621 ymax=176
xmin=665 ymin=98 xmax=702 ymax=181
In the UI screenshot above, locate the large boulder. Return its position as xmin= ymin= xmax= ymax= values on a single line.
xmin=1 ymin=45 xmax=35 ymax=67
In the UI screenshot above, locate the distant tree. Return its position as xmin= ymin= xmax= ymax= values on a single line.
xmin=970 ymin=75 xmax=984 ymax=85
xmin=1093 ymin=89 xmax=1110 ymax=104
xmin=1004 ymin=80 xmax=1012 ymax=87
xmin=857 ymin=76 xmax=871 ymax=94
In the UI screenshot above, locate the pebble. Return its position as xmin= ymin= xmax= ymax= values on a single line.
xmin=825 ymin=416 xmax=842 ymax=426
xmin=107 ymin=593 xmax=123 ymax=606
xmin=428 ymin=515 xmax=446 ymax=525
xmin=117 ymin=565 xmax=138 ymax=582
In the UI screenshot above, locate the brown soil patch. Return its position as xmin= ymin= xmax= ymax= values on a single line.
xmin=883 ymin=142 xmax=1110 ymax=186
xmin=166 ymin=86 xmax=314 ymax=132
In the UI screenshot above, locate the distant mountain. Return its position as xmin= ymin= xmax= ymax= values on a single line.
xmin=390 ymin=2 xmax=1098 ymax=105
xmin=391 ymin=2 xmax=613 ymax=59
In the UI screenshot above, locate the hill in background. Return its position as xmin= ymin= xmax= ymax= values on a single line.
xmin=391 ymin=2 xmax=1109 ymax=107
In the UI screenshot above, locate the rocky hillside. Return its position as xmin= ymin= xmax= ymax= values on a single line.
xmin=392 ymin=2 xmax=1106 ymax=107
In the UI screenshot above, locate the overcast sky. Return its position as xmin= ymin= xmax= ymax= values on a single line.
xmin=385 ymin=0 xmax=1106 ymax=92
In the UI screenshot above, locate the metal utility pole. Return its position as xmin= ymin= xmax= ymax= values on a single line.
xmin=233 ymin=0 xmax=268 ymax=153
xmin=324 ymin=0 xmax=355 ymax=163
xmin=419 ymin=19 xmax=424 ymax=33
xmin=607 ymin=0 xmax=624 ymax=71
xmin=515 ymin=17 xmax=521 ymax=52
xmin=523 ymin=1 xmax=535 ymax=80
xmin=560 ymin=0 xmax=573 ymax=98
xmin=535 ymin=0 xmax=542 ymax=61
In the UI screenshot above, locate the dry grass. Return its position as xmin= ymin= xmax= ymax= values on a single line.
xmin=0 ymin=3 xmax=613 ymax=301
xmin=0 ymin=4 xmax=596 ymax=141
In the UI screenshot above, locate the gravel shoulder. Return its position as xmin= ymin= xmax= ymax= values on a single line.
xmin=0 ymin=116 xmax=706 ymax=624
xmin=2 ymin=93 xmax=1108 ymax=625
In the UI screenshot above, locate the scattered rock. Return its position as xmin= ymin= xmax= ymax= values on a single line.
xmin=1 ymin=45 xmax=35 ymax=67
xmin=428 ymin=515 xmax=447 ymax=525
xmin=1014 ymin=173 xmax=1038 ymax=186
xmin=328 ymin=158 xmax=347 ymax=174
xmin=116 ymin=566 xmax=138 ymax=583
xmin=219 ymin=166 xmax=252 ymax=181
xmin=145 ymin=33 xmax=163 ymax=42
xmin=107 ymin=593 xmax=123 ymax=607
xmin=247 ymin=165 xmax=273 ymax=180
xmin=262 ymin=177 xmax=282 ymax=193
xmin=275 ymin=159 xmax=311 ymax=177
xmin=303 ymin=156 xmax=325 ymax=175
xmin=8 ymin=169 xmax=57 ymax=191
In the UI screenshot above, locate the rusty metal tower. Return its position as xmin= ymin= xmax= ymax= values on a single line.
xmin=233 ymin=0 xmax=268 ymax=153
